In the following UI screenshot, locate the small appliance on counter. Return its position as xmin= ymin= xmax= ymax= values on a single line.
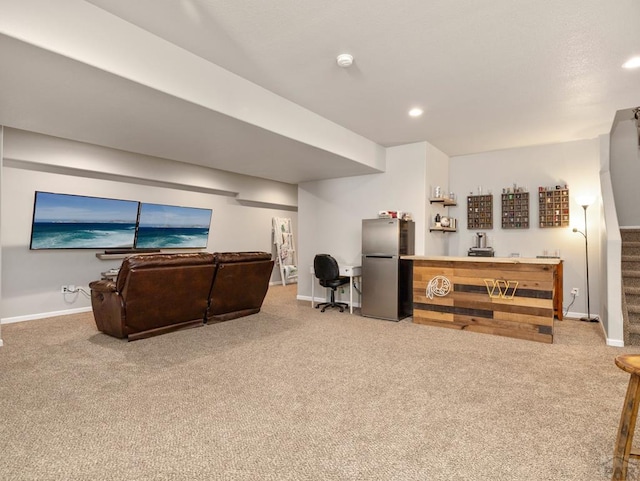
xmin=468 ymin=232 xmax=494 ymax=257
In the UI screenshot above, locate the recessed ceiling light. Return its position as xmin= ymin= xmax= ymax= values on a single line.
xmin=622 ymin=56 xmax=640 ymax=69
xmin=336 ymin=53 xmax=354 ymax=68
xmin=408 ymin=108 xmax=423 ymax=117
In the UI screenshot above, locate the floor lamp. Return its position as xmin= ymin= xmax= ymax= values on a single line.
xmin=572 ymin=196 xmax=598 ymax=322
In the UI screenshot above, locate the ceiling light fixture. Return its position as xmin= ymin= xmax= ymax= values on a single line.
xmin=336 ymin=53 xmax=354 ymax=68
xmin=623 ymin=56 xmax=640 ymax=69
xmin=409 ymin=108 xmax=423 ymax=117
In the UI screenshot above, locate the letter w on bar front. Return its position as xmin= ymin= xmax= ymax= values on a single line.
xmin=484 ymin=279 xmax=519 ymax=299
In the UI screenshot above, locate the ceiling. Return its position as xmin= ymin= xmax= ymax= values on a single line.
xmin=1 ymin=0 xmax=639 ymax=184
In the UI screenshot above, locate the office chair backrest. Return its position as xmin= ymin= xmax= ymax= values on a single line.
xmin=314 ymin=254 xmax=340 ymax=281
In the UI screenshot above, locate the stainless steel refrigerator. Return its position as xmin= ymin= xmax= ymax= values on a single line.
xmin=361 ymin=218 xmax=415 ymax=321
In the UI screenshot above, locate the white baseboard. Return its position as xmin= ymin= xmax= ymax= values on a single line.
xmin=565 ymin=310 xmax=625 ymax=346
xmin=269 ymin=280 xmax=298 ymax=286
xmin=565 ymin=311 xmax=604 ymax=322
xmin=298 ymin=294 xmax=333 ymax=305
xmin=1 ymin=306 xmax=92 ymax=324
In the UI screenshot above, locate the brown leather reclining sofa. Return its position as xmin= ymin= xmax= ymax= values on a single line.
xmin=89 ymin=251 xmax=274 ymax=341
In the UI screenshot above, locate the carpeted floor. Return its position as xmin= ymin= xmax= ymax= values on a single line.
xmin=1 ymin=284 xmax=640 ymax=481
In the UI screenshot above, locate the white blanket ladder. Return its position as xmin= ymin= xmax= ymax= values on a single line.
xmin=272 ymin=217 xmax=298 ymax=286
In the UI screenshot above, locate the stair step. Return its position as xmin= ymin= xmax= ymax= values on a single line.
xmin=626 ymin=294 xmax=640 ymax=305
xmin=623 ymin=270 xmax=640 ymax=278
xmin=622 ymin=260 xmax=640 ymax=271
xmin=620 ymin=229 xmax=640 ymax=343
xmin=621 ymin=229 xmax=640 ymax=242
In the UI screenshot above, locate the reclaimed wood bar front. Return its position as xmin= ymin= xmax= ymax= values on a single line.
xmin=404 ymin=256 xmax=562 ymax=343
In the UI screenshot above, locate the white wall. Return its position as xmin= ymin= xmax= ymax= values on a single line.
xmin=425 ymin=142 xmax=451 ymax=256
xmin=1 ymin=129 xmax=298 ymax=322
xmin=600 ymin=170 xmax=623 ymax=345
xmin=597 ymin=133 xmax=624 ymax=345
xmin=448 ymin=139 xmax=603 ymax=321
xmin=610 ymin=117 xmax=640 ymax=227
xmin=0 ymin=127 xmax=3 ymax=345
xmin=297 ymin=141 xmax=450 ymax=304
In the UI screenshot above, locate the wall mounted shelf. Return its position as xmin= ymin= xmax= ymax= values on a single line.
xmin=501 ymin=191 xmax=530 ymax=229
xmin=538 ymin=187 xmax=570 ymax=228
xmin=95 ymin=249 xmax=201 ymax=260
xmin=429 ymin=226 xmax=457 ymax=233
xmin=467 ymin=194 xmax=493 ymax=229
xmin=429 ymin=198 xmax=457 ymax=207
xmin=429 ymin=195 xmax=457 ymax=232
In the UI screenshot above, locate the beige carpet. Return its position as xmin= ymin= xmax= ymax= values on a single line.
xmin=1 ymin=285 xmax=640 ymax=481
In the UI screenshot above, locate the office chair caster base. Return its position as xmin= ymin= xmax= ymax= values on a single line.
xmin=316 ymin=301 xmax=349 ymax=313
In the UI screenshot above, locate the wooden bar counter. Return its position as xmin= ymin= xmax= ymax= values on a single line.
xmin=403 ymin=256 xmax=563 ymax=343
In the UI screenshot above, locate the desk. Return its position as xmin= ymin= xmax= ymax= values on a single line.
xmin=310 ymin=265 xmax=362 ymax=314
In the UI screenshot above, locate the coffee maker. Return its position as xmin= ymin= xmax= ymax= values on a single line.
xmin=468 ymin=232 xmax=494 ymax=257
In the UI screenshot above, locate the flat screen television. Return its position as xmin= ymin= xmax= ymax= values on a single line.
xmin=135 ymin=202 xmax=212 ymax=249
xmin=30 ymin=192 xmax=139 ymax=250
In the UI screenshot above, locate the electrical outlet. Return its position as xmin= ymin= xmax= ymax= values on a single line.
xmin=61 ymin=285 xmax=76 ymax=293
xmin=571 ymin=287 xmax=579 ymax=296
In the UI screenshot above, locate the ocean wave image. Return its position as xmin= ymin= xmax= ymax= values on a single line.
xmin=30 ymin=222 xmax=136 ymax=249
xmin=135 ymin=226 xmax=210 ymax=248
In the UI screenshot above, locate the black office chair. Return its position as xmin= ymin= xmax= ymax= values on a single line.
xmin=314 ymin=254 xmax=350 ymax=313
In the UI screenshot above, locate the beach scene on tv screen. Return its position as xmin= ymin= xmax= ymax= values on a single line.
xmin=30 ymin=192 xmax=139 ymax=249
xmin=135 ymin=203 xmax=212 ymax=249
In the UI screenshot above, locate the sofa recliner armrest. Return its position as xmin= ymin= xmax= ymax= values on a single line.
xmin=89 ymin=280 xmax=125 ymax=338
xmin=88 ymin=280 xmax=117 ymax=293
